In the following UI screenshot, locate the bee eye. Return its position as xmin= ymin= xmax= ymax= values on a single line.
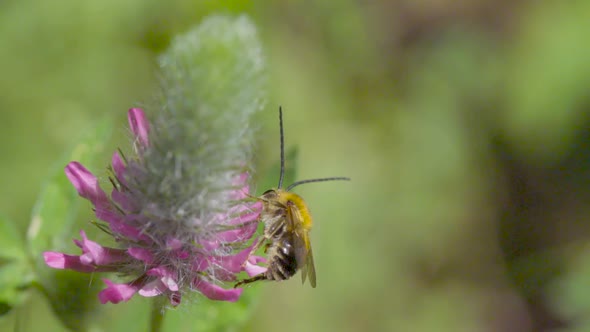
xmin=262 ymin=189 xmax=278 ymax=200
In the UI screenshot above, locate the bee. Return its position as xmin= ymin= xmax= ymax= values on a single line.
xmin=235 ymin=107 xmax=350 ymax=288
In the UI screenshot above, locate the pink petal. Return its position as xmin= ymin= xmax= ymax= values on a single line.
xmin=111 ymin=152 xmax=127 ymax=186
xmin=212 ymin=220 xmax=258 ymax=243
xmin=161 ymin=276 xmax=179 ymax=292
xmin=128 ymin=108 xmax=149 ymax=147
xmin=192 ymin=278 xmax=243 ymax=302
xmin=248 ymin=255 xmax=267 ymax=264
xmin=213 ymin=270 xmax=239 ymax=282
xmin=200 ymin=242 xmax=263 ymax=281
xmin=146 ymin=267 xmax=179 ymax=292
xmin=93 ymin=207 xmax=123 ymax=228
xmin=99 ymin=279 xmax=138 ymax=304
xmin=174 ymin=250 xmax=190 ymax=259
xmin=192 ymin=255 xmax=210 ymax=272
xmin=233 ymin=172 xmax=249 ymax=187
xmin=110 ymin=214 xmax=150 ymax=242
xmin=65 ymin=162 xmax=111 ymax=209
xmin=127 ymin=247 xmax=154 ymax=263
xmin=232 ymin=203 xmax=262 ymax=223
xmin=138 ymin=272 xmax=179 ymax=296
xmin=244 ymin=255 xmax=267 ymax=277
xmin=111 ymin=189 xmax=137 ymax=212
xmin=204 ymin=202 xmax=261 ymax=246
xmin=227 ymin=201 xmax=263 ymax=223
xmin=75 ymin=230 xmax=127 ymax=266
xmin=233 ymin=202 xmax=262 ymax=224
xmin=200 ymin=240 xmax=220 ymax=251
xmin=138 ymin=280 xmax=165 ymax=297
xmin=229 ymin=173 xmax=250 ymax=200
xmin=93 ymin=208 xmax=148 ymax=243
xmin=65 ymin=163 xmax=134 ymax=234
xmin=146 ymin=266 xmax=170 ymax=277
xmin=245 ymin=261 xmax=267 ymax=277
xmin=166 ymin=237 xmax=182 ymax=250
xmin=112 ymin=223 xmax=146 ymax=242
xmin=43 ymin=252 xmax=96 ymax=273
xmin=212 ymin=241 xmax=257 ymax=274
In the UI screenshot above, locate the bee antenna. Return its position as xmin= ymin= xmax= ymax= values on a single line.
xmin=286 ymin=177 xmax=351 ymax=191
xmin=278 ymin=106 xmax=286 ymax=189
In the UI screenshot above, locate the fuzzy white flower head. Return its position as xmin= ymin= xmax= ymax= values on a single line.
xmin=43 ymin=15 xmax=267 ymax=306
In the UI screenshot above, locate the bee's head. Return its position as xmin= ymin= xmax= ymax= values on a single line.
xmin=261 ymin=189 xmax=278 ymax=201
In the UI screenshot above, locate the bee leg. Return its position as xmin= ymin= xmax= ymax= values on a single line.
xmin=242 ymin=237 xmax=267 ymax=267
xmin=214 ymin=218 xmax=259 ymax=232
xmin=234 ymin=274 xmax=267 ymax=288
xmin=241 ymin=223 xmax=283 ymax=266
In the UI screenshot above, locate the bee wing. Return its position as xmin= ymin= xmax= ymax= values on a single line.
xmin=305 ymin=242 xmax=316 ymax=288
xmin=287 ymin=204 xmax=317 ymax=288
xmin=296 ymin=236 xmax=317 ymax=288
xmin=301 ymin=258 xmax=308 ymax=285
xmin=292 ymin=232 xmax=316 ymax=287
xmin=296 ymin=233 xmax=309 ymax=285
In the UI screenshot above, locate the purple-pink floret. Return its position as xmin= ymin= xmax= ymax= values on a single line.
xmin=43 ymin=108 xmax=266 ymax=306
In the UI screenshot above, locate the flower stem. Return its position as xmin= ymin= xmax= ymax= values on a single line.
xmin=149 ymin=298 xmax=166 ymax=332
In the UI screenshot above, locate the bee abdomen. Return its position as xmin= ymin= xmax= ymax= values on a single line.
xmin=266 ymin=240 xmax=298 ymax=281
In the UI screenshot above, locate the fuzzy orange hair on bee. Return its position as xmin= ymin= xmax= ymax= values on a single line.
xmin=235 ymin=107 xmax=350 ymax=288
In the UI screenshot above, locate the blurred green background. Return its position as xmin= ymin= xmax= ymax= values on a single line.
xmin=2 ymin=0 xmax=590 ymax=331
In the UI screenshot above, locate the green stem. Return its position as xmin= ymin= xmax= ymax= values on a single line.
xmin=149 ymin=298 xmax=166 ymax=332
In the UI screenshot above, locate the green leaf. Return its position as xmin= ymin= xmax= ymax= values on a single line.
xmin=0 ymin=214 xmax=31 ymax=316
xmin=27 ymin=117 xmax=112 ymax=330
xmin=26 ymin=117 xmax=112 ymax=257
xmin=0 ymin=213 xmax=26 ymax=261
xmin=0 ymin=261 xmax=34 ymax=316
xmin=40 ymin=271 xmax=103 ymax=331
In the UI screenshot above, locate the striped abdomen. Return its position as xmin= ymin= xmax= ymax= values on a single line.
xmin=264 ymin=235 xmax=298 ymax=281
